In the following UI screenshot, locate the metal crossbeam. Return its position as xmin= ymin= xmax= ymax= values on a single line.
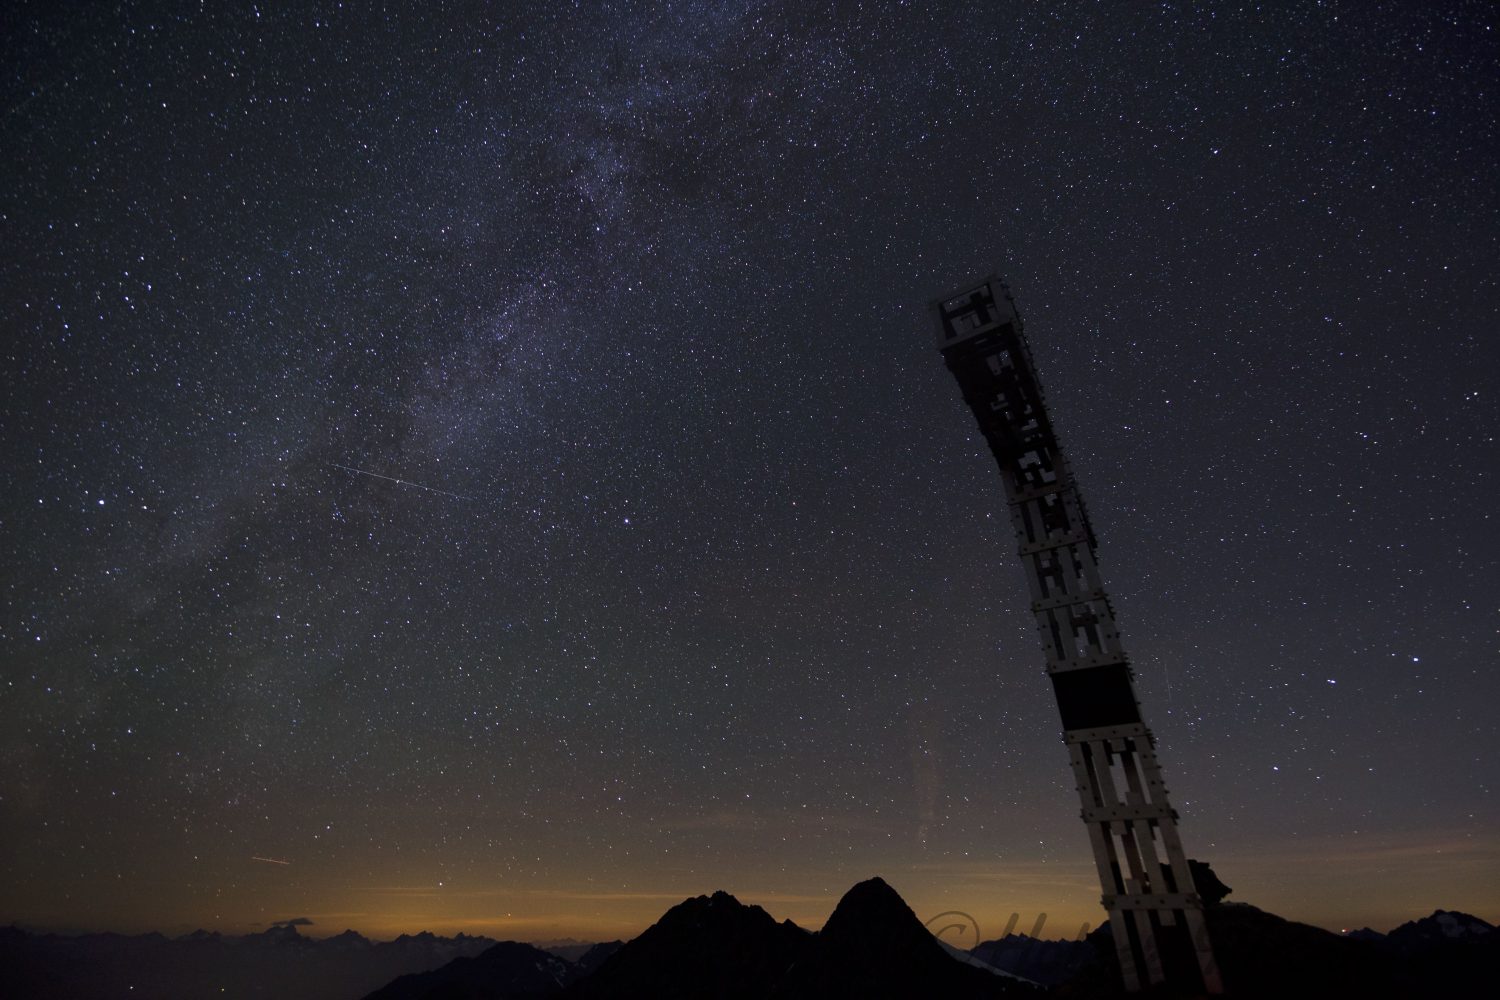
xmin=934 ymin=275 xmax=1222 ymax=994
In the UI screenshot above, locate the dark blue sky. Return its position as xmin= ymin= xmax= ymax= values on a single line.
xmin=2 ymin=1 xmax=1495 ymax=939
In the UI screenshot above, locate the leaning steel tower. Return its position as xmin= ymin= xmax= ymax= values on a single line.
xmin=934 ymin=275 xmax=1222 ymax=994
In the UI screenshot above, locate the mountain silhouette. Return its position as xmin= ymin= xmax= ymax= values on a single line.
xmin=7 ymin=879 xmax=1495 ymax=999
xmin=776 ymin=877 xmax=1037 ymax=998
xmin=0 ymin=924 xmax=498 ymax=1000
xmin=362 ymin=941 xmax=573 ymax=1000
xmin=1059 ymin=900 xmax=1499 ymax=998
xmin=1379 ymin=909 xmax=1497 ymax=997
xmin=565 ymin=877 xmax=1036 ymax=999
xmin=566 ymin=889 xmax=811 ymax=998
xmin=1386 ymin=910 xmax=1495 ymax=949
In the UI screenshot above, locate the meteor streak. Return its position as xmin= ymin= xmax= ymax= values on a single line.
xmin=331 ymin=463 xmax=472 ymax=500
xmin=251 ymin=856 xmax=291 ymax=866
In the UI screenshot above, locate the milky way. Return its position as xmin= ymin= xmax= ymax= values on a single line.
xmin=2 ymin=2 xmax=1496 ymax=939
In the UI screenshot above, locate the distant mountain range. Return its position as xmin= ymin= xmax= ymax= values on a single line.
xmin=968 ymin=933 xmax=1092 ymax=988
xmin=3 ymin=881 xmax=1495 ymax=999
xmin=0 ymin=922 xmax=499 ymax=1000
xmin=363 ymin=939 xmax=621 ymax=1000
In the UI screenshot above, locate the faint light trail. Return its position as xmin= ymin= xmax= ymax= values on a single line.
xmin=331 ymin=463 xmax=472 ymax=501
xmin=251 ymin=856 xmax=291 ymax=866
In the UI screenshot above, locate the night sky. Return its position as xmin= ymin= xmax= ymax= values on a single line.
xmin=3 ymin=1 xmax=1497 ymax=944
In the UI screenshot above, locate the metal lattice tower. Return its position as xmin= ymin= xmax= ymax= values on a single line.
xmin=934 ymin=276 xmax=1222 ymax=994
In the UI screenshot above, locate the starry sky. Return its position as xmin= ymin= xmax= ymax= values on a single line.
xmin=2 ymin=1 xmax=1496 ymax=944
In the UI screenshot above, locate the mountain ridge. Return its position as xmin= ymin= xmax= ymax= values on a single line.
xmin=4 ymin=886 xmax=1496 ymax=999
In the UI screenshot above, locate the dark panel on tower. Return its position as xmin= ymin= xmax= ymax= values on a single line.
xmin=1051 ymin=665 xmax=1141 ymax=731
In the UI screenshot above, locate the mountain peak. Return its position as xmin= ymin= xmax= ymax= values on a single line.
xmin=834 ymin=876 xmax=901 ymax=906
xmin=251 ymin=923 xmax=307 ymax=945
xmin=326 ymin=929 xmax=371 ymax=949
xmin=568 ymin=889 xmax=810 ymax=997
xmin=1388 ymin=909 xmax=1496 ymax=947
xmin=389 ymin=931 xmax=438 ymax=944
xmin=648 ymin=889 xmax=787 ymax=936
xmin=829 ymin=877 xmax=905 ymax=911
xmin=783 ymin=877 xmax=1032 ymax=998
xmin=819 ymin=875 xmax=932 ymax=953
